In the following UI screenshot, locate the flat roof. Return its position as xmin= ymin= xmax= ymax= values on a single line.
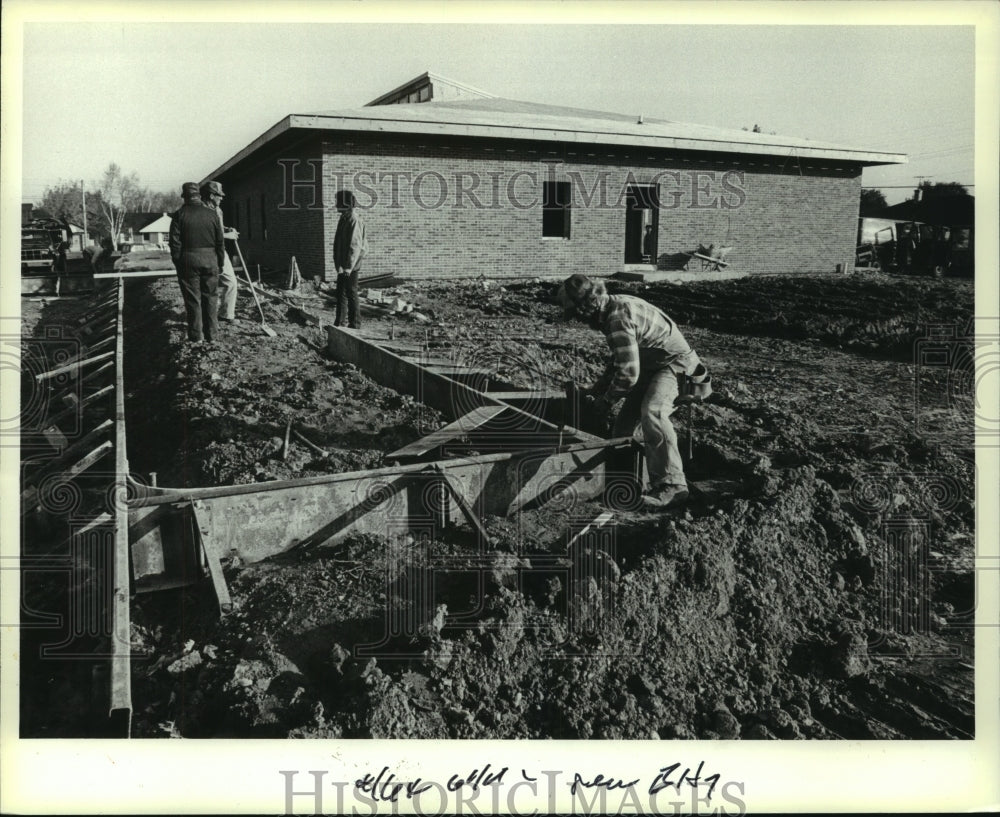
xmin=204 ymin=96 xmax=905 ymax=182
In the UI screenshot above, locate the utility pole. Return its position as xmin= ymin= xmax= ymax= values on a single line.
xmin=913 ymin=176 xmax=933 ymax=201
xmin=81 ymin=180 xmax=88 ymax=247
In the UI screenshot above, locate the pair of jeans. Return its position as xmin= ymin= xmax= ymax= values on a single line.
xmin=217 ymin=253 xmax=237 ymax=320
xmin=613 ymin=367 xmax=685 ymax=488
xmin=335 ymin=269 xmax=360 ymax=328
xmin=176 ymin=250 xmax=220 ymax=341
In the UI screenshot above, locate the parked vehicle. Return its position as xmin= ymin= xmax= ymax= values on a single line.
xmin=856 ymin=217 xmax=956 ymax=277
xmin=21 ymin=218 xmax=64 ymax=272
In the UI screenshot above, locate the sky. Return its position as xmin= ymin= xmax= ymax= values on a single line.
xmin=16 ymin=18 xmax=977 ymax=206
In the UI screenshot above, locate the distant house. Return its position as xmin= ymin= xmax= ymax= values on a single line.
xmin=138 ymin=213 xmax=171 ymax=246
xmin=65 ymin=223 xmax=89 ymax=251
xmin=119 ymin=212 xmax=164 ymax=246
xmin=202 ymin=70 xmax=906 ymax=281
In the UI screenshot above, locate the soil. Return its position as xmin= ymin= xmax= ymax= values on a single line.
xmin=20 ymin=270 xmax=976 ymax=739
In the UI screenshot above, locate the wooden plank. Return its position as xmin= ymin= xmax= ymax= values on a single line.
xmin=127 ymin=437 xmax=637 ymax=576
xmin=566 ymin=511 xmax=615 ymax=551
xmin=93 ymin=270 xmax=176 ymax=279
xmin=74 ymin=512 xmax=114 ymax=537
xmin=74 ymin=303 xmax=117 ymax=326
xmin=21 ymin=440 xmax=114 ymax=514
xmin=110 ymin=279 xmax=132 ymax=730
xmin=130 ymin=436 xmax=634 ymax=508
xmin=325 ymin=324 xmax=599 ymax=442
xmin=77 ymin=315 xmax=117 ymax=337
xmin=379 ymin=340 xmax=427 ymax=354
xmin=50 ymin=361 xmax=115 ymax=407
xmin=400 ymin=355 xmax=463 ymax=368
xmin=22 ymin=418 xmax=114 ymax=490
xmin=36 ymin=350 xmax=114 ymax=382
xmin=423 ymin=364 xmax=493 ymax=378
xmin=80 ymin=335 xmax=116 ymax=356
xmin=484 ymin=389 xmax=565 ymax=401
xmin=387 ymin=405 xmax=508 ymax=462
xmin=42 ymin=383 xmax=115 ymax=437
xmin=192 ymin=505 xmax=232 ymax=615
xmin=435 ymin=466 xmax=492 ymax=545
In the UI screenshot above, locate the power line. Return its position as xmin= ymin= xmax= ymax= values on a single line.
xmin=862 ymin=184 xmax=975 ymax=189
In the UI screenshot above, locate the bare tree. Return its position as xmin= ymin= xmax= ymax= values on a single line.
xmin=96 ymin=163 xmax=142 ymax=250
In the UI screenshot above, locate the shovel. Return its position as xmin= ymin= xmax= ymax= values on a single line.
xmin=232 ymin=240 xmax=277 ymax=337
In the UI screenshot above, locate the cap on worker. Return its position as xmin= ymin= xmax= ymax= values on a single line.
xmin=181 ymin=182 xmax=200 ymax=199
xmin=203 ymin=180 xmax=224 ymax=198
xmin=556 ymin=273 xmax=606 ymax=318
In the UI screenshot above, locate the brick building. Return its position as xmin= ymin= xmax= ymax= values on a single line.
xmin=203 ymin=72 xmax=905 ymax=281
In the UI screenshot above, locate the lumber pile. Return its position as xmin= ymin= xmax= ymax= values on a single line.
xmin=358 ymin=288 xmax=432 ymax=323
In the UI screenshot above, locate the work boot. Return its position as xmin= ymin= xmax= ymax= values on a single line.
xmin=642 ymin=483 xmax=689 ymax=511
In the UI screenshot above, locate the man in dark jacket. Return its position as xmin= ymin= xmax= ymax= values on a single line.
xmin=169 ymin=182 xmax=224 ymax=343
xmin=332 ymin=190 xmax=368 ymax=329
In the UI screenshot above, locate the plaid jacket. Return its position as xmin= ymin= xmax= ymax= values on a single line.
xmin=594 ymin=295 xmax=698 ymax=399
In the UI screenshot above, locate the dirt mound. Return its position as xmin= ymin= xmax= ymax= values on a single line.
xmin=115 ymin=273 xmax=975 ymax=740
xmin=21 ymin=273 xmax=972 ymax=739
xmin=129 ymin=460 xmax=971 ymax=740
xmin=122 ymin=279 xmax=442 ymax=487
xmin=613 ymin=272 xmax=974 ymax=360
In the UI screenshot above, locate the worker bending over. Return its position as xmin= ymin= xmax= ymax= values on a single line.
xmin=557 ymin=273 xmax=710 ymax=511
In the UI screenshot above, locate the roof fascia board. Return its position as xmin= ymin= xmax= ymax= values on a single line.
xmin=287 ymin=113 xmax=906 ymax=165
xmin=201 ymin=115 xmax=294 ymax=183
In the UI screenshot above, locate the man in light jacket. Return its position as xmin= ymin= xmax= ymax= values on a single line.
xmin=332 ymin=190 xmax=368 ymax=329
xmin=200 ymin=181 xmax=239 ymax=323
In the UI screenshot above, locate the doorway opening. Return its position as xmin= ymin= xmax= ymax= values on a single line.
xmin=624 ymin=184 xmax=659 ymax=265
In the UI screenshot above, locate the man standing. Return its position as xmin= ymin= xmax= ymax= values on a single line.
xmin=557 ymin=273 xmax=710 ymax=511
xmin=169 ymin=182 xmax=224 ymax=343
xmin=332 ymin=190 xmax=368 ymax=329
xmin=199 ymin=181 xmax=240 ymax=323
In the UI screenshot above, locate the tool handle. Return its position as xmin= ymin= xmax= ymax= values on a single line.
xmin=233 ymin=240 xmax=268 ymax=321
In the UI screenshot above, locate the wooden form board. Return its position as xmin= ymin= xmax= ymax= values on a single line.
xmin=110 ymin=278 xmax=132 ymax=732
xmin=325 ymin=324 xmax=597 ymax=442
xmin=387 ymin=405 xmax=508 ymax=463
xmin=128 ymin=437 xmax=639 ymax=584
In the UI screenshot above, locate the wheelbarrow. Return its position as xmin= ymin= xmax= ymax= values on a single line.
xmin=683 ymin=243 xmax=734 ymax=271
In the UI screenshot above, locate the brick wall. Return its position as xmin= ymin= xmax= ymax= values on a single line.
xmin=220 ymin=139 xmax=326 ymax=281
xmin=222 ymin=131 xmax=862 ymax=281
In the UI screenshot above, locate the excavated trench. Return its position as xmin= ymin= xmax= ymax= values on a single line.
xmin=114 ymin=273 xmax=976 ymax=739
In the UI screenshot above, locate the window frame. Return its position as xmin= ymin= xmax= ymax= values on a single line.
xmin=541 ymin=180 xmax=572 ymax=239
